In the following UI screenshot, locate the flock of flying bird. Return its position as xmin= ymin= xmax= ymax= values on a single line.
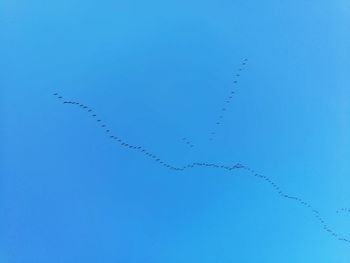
xmin=53 ymin=76 xmax=350 ymax=245
xmin=209 ymin=58 xmax=248 ymax=141
xmin=336 ymin=208 xmax=350 ymax=214
xmin=178 ymin=58 xmax=248 ymax=148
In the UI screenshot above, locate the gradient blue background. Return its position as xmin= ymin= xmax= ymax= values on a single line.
xmin=2 ymin=0 xmax=350 ymax=262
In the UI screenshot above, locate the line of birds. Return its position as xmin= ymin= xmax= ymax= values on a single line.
xmin=336 ymin=208 xmax=350 ymax=214
xmin=53 ymin=92 xmax=350 ymax=245
xmin=209 ymin=58 xmax=248 ymax=141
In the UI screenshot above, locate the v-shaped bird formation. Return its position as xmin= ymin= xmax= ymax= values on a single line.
xmin=53 ymin=92 xmax=350 ymax=245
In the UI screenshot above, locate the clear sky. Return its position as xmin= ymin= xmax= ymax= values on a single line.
xmin=2 ymin=0 xmax=350 ymax=262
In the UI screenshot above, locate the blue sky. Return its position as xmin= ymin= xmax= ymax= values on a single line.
xmin=2 ymin=0 xmax=350 ymax=262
